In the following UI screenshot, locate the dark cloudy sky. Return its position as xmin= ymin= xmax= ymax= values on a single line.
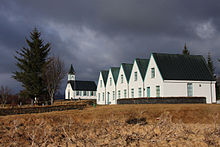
xmin=0 ymin=0 xmax=220 ymax=94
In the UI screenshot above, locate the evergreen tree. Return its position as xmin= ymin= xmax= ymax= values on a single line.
xmin=182 ymin=43 xmax=190 ymax=55
xmin=207 ymin=52 xmax=215 ymax=76
xmin=13 ymin=28 xmax=51 ymax=101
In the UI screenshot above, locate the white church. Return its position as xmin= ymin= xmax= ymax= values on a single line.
xmin=65 ymin=65 xmax=97 ymax=100
xmin=97 ymin=53 xmax=216 ymax=104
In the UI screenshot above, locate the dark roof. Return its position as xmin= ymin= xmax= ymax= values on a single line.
xmin=68 ymin=80 xmax=97 ymax=91
xmin=121 ymin=63 xmax=133 ymax=82
xmin=101 ymin=70 xmax=109 ymax=86
xmin=152 ymin=53 xmax=215 ymax=81
xmin=136 ymin=58 xmax=149 ymax=80
xmin=111 ymin=67 xmax=120 ymax=84
xmin=68 ymin=64 xmax=75 ymax=74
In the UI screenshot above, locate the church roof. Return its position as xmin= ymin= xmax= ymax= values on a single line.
xmin=101 ymin=70 xmax=109 ymax=86
xmin=68 ymin=64 xmax=75 ymax=74
xmin=135 ymin=58 xmax=149 ymax=80
xmin=111 ymin=67 xmax=120 ymax=84
xmin=68 ymin=80 xmax=97 ymax=91
xmin=152 ymin=53 xmax=215 ymax=81
xmin=121 ymin=63 xmax=133 ymax=82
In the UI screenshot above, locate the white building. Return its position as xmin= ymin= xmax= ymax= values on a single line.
xmin=116 ymin=63 xmax=133 ymax=99
xmin=65 ymin=65 xmax=97 ymax=100
xmin=97 ymin=53 xmax=216 ymax=104
xmin=97 ymin=70 xmax=109 ymax=104
xmin=129 ymin=59 xmax=149 ymax=98
xmin=105 ymin=67 xmax=120 ymax=104
xmin=144 ymin=53 xmax=216 ymax=103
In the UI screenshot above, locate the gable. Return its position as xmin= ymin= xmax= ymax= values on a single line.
xmin=152 ymin=53 xmax=215 ymax=81
xmin=136 ymin=58 xmax=149 ymax=80
xmin=121 ymin=63 xmax=133 ymax=82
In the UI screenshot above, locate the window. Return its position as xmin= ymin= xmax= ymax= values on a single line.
xmin=118 ymin=90 xmax=121 ymax=99
xmin=90 ymin=91 xmax=93 ymax=96
xmin=100 ymin=80 xmax=102 ymax=88
xmin=156 ymin=86 xmax=160 ymax=97
xmin=151 ymin=68 xmax=155 ymax=78
xmin=187 ymin=83 xmax=193 ymax=96
xmin=83 ymin=91 xmax=86 ymax=96
xmin=94 ymin=91 xmax=96 ymax=96
xmin=134 ymin=72 xmax=137 ymax=81
xmin=98 ymin=93 xmax=100 ymax=101
xmin=76 ymin=91 xmax=79 ymax=96
xmin=68 ymin=90 xmax=70 ymax=99
xmin=102 ymin=92 xmax=104 ymax=101
xmin=138 ymin=88 xmax=142 ymax=97
xmin=110 ymin=77 xmax=112 ymax=86
xmin=113 ymin=91 xmax=115 ymax=100
xmin=121 ymin=75 xmax=123 ymax=83
xmin=147 ymin=87 xmax=150 ymax=97
xmin=79 ymin=91 xmax=82 ymax=96
xmin=131 ymin=89 xmax=134 ymax=98
xmin=124 ymin=89 xmax=127 ymax=98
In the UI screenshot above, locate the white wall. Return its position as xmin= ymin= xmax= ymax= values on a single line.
xmin=116 ymin=65 xmax=129 ymax=100
xmin=97 ymin=72 xmax=106 ymax=105
xmin=65 ymin=83 xmax=73 ymax=99
xmin=163 ymin=80 xmax=216 ymax=104
xmin=129 ymin=60 xmax=145 ymax=98
xmin=106 ymin=69 xmax=117 ymax=104
xmin=144 ymin=55 xmax=163 ymax=97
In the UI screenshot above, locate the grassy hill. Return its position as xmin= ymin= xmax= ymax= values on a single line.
xmin=0 ymin=104 xmax=219 ymax=146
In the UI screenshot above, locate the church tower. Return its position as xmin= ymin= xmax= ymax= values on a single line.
xmin=68 ymin=64 xmax=76 ymax=81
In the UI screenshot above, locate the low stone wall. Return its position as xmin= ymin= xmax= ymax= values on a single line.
xmin=0 ymin=104 xmax=86 ymax=116
xmin=117 ymin=97 xmax=206 ymax=104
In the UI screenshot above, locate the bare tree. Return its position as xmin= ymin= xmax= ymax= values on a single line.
xmin=44 ymin=57 xmax=66 ymax=105
xmin=0 ymin=86 xmax=11 ymax=107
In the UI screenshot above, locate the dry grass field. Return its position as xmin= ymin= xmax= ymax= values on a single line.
xmin=0 ymin=104 xmax=219 ymax=146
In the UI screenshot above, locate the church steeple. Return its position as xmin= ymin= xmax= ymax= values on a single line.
xmin=182 ymin=43 xmax=190 ymax=55
xmin=68 ymin=64 xmax=76 ymax=81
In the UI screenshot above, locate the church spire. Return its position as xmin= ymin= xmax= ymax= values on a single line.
xmin=182 ymin=43 xmax=190 ymax=55
xmin=68 ymin=64 xmax=75 ymax=74
xmin=68 ymin=64 xmax=76 ymax=81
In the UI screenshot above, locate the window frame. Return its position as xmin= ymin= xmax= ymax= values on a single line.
xmin=156 ymin=86 xmax=160 ymax=97
xmin=151 ymin=68 xmax=155 ymax=78
xmin=134 ymin=72 xmax=137 ymax=81
xmin=187 ymin=83 xmax=193 ymax=97
xmin=138 ymin=88 xmax=142 ymax=97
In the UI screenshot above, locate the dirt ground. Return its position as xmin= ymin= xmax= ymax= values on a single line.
xmin=0 ymin=104 xmax=219 ymax=146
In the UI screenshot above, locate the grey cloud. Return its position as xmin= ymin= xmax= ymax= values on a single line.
xmin=0 ymin=0 xmax=220 ymax=93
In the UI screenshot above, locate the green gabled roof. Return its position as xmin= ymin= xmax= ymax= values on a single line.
xmin=152 ymin=53 xmax=215 ymax=81
xmin=111 ymin=67 xmax=120 ymax=84
xmin=68 ymin=64 xmax=75 ymax=74
xmin=121 ymin=63 xmax=133 ymax=82
xmin=135 ymin=58 xmax=149 ymax=80
xmin=101 ymin=70 xmax=109 ymax=86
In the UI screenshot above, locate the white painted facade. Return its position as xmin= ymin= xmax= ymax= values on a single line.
xmin=144 ymin=54 xmax=164 ymax=97
xmin=65 ymin=83 xmax=96 ymax=100
xmin=144 ymin=54 xmax=216 ymax=103
xmin=106 ymin=69 xmax=117 ymax=104
xmin=129 ymin=60 xmax=145 ymax=98
xmin=97 ymin=72 xmax=107 ymax=105
xmin=116 ymin=65 xmax=130 ymax=99
xmin=97 ymin=53 xmax=216 ymax=104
